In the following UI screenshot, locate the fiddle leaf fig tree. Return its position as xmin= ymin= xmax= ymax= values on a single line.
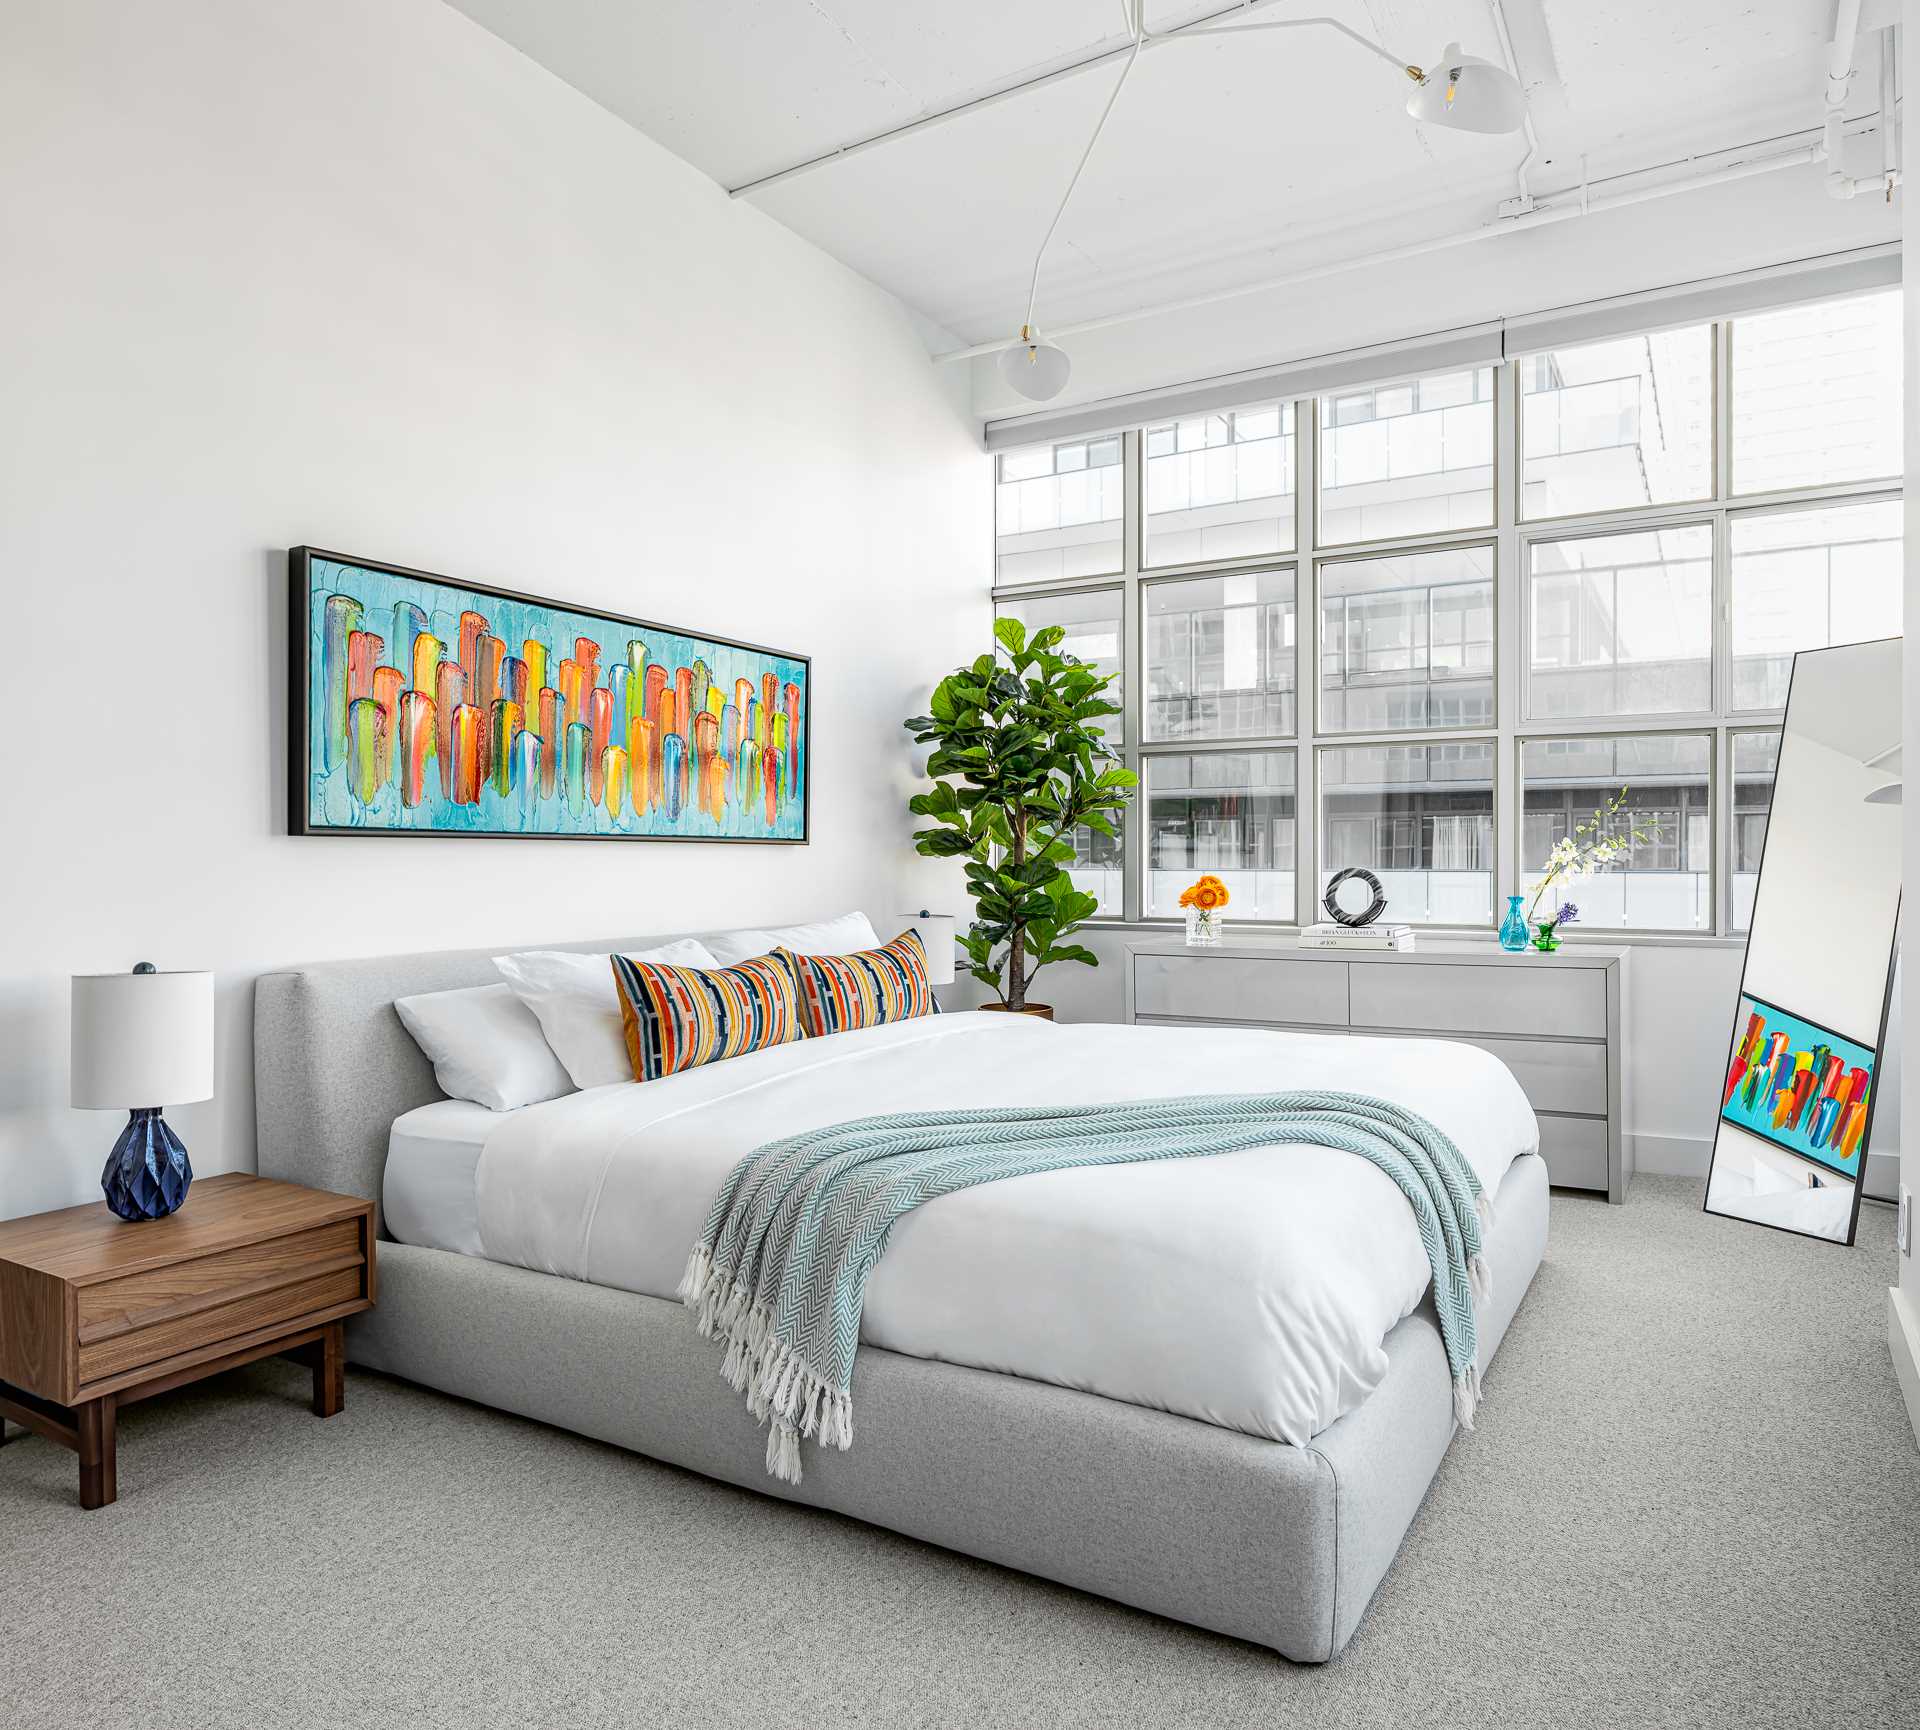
xmin=905 ymin=617 xmax=1135 ymax=1011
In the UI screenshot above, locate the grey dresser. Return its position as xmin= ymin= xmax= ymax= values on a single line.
xmin=1123 ymin=936 xmax=1632 ymax=1202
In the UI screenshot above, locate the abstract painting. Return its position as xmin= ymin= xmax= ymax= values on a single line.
xmin=290 ymin=548 xmax=808 ymax=843
xmin=1718 ymin=992 xmax=1875 ymax=1179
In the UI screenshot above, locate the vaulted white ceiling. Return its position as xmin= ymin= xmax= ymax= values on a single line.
xmin=446 ymin=0 xmax=1897 ymax=350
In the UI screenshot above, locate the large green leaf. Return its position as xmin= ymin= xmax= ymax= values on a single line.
xmin=907 ymin=614 xmax=1134 ymax=1001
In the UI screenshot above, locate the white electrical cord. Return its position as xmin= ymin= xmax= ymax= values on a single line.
xmin=1021 ymin=0 xmax=1148 ymax=334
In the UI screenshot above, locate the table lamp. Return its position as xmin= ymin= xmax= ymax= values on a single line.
xmin=892 ymin=911 xmax=957 ymax=987
xmin=71 ymin=964 xmax=215 ymax=1220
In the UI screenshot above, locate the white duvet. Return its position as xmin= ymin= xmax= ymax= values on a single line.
xmin=475 ymin=1012 xmax=1539 ymax=1446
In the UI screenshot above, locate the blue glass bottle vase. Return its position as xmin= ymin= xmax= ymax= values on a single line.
xmin=1498 ymin=895 xmax=1530 ymax=952
xmin=101 ymin=1108 xmax=194 ymax=1221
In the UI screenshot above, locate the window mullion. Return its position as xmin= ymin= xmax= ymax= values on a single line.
xmin=1295 ymin=393 xmax=1318 ymax=928
xmin=1121 ymin=428 xmax=1144 ymax=926
xmin=1495 ymin=357 xmax=1522 ymax=916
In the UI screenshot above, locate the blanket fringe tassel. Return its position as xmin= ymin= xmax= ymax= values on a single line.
xmin=679 ymin=1243 xmax=852 ymax=1486
xmin=1476 ymin=1191 xmax=1495 ymax=1231
xmin=1452 ymin=1360 xmax=1483 ymax=1430
xmin=1468 ymin=1253 xmax=1493 ymax=1307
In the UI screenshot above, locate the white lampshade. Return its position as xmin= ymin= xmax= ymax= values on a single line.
xmin=998 ymin=330 xmax=1071 ymax=402
xmin=893 ymin=913 xmax=957 ymax=986
xmin=1406 ymin=43 xmax=1528 ymax=135
xmin=71 ymin=970 xmax=215 ymax=1109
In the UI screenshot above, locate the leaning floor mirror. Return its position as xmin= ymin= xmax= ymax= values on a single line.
xmin=1704 ymin=637 xmax=1902 ymax=1246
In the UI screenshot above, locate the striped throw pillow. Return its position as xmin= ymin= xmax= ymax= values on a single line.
xmin=779 ymin=929 xmax=938 ymax=1040
xmin=611 ymin=952 xmax=803 ymax=1083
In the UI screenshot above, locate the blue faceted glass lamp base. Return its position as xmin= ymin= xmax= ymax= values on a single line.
xmin=101 ymin=1107 xmax=193 ymax=1221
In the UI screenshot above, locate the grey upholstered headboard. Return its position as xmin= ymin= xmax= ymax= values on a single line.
xmin=254 ymin=930 xmax=698 ymax=1230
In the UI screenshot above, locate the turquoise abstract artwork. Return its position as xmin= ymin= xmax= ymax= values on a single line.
xmin=290 ymin=549 xmax=809 ymax=842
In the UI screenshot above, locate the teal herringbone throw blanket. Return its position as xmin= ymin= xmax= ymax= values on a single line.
xmin=678 ymin=1091 xmax=1494 ymax=1484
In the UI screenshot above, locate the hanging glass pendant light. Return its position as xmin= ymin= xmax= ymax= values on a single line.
xmin=997 ymin=326 xmax=1073 ymax=402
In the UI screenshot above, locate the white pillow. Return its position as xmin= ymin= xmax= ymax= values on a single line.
xmin=394 ymin=983 xmax=576 ymax=1113
xmin=494 ymin=939 xmax=717 ymax=1089
xmin=703 ymin=912 xmax=880 ymax=967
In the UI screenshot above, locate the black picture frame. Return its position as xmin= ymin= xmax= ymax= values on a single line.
xmin=288 ymin=546 xmax=812 ymax=846
xmin=1700 ymin=638 xmax=1902 ymax=1250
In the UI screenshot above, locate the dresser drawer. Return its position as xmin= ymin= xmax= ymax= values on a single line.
xmin=1536 ymin=1114 xmax=1610 ymax=1192
xmin=1359 ymin=1030 xmax=1607 ymax=1117
xmin=75 ymin=1218 xmax=367 ymax=1386
xmin=1349 ymin=962 xmax=1608 ymax=1040
xmin=1133 ymin=955 xmax=1348 ymax=1026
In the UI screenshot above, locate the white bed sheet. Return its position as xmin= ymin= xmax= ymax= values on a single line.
xmin=454 ymin=1012 xmax=1539 ymax=1447
xmin=385 ymin=1098 xmax=502 ymax=1258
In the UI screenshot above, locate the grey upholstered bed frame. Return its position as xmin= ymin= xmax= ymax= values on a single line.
xmin=253 ymin=933 xmax=1548 ymax=1662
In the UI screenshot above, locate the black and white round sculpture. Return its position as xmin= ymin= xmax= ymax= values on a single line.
xmin=1322 ymin=867 xmax=1387 ymax=928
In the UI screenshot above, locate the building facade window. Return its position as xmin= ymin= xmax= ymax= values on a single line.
xmin=1144 ymin=403 xmax=1294 ymax=567
xmin=990 ymin=286 xmax=1901 ymax=936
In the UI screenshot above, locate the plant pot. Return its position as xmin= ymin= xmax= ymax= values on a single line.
xmin=1531 ymin=921 xmax=1561 ymax=953
xmin=979 ymin=1002 xmax=1056 ymax=1021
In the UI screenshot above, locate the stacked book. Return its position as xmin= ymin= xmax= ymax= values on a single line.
xmin=1297 ymin=922 xmax=1415 ymax=952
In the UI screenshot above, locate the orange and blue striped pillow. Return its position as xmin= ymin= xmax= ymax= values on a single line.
xmin=779 ymin=930 xmax=938 ymax=1040
xmin=611 ymin=952 xmax=803 ymax=1083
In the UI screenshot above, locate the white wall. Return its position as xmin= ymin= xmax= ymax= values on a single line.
xmin=1894 ymin=4 xmax=1920 ymax=1450
xmin=0 ymin=0 xmax=985 ymax=1218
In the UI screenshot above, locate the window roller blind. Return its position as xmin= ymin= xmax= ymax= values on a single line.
xmin=982 ymin=245 xmax=1900 ymax=452
xmin=1502 ymin=246 xmax=1899 ymax=355
xmin=982 ymin=325 xmax=1504 ymax=452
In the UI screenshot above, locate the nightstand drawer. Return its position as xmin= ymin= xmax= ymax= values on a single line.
xmin=77 ymin=1263 xmax=365 ymax=1386
xmin=77 ymin=1218 xmax=365 ymax=1345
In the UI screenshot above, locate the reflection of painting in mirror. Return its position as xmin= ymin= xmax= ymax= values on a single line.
xmin=1719 ymin=993 xmax=1874 ymax=1180
xmin=1703 ymin=636 xmax=1900 ymax=1248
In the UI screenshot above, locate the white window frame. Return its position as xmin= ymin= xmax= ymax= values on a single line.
xmin=989 ymin=293 xmax=1901 ymax=942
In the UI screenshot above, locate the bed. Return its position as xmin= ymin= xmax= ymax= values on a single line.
xmin=254 ymin=931 xmax=1549 ymax=1661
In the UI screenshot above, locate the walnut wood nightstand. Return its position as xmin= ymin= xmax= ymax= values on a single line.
xmin=0 ymin=1173 xmax=375 ymax=1508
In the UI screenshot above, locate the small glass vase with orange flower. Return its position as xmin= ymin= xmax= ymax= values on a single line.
xmin=1178 ymin=875 xmax=1229 ymax=947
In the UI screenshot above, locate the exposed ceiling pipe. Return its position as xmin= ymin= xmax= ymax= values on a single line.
xmin=935 ymin=120 xmax=1882 ymax=366
xmin=1828 ymin=0 xmax=1863 ymax=110
xmin=1822 ymin=2 xmax=1901 ymax=199
xmin=1885 ymin=26 xmax=1900 ymax=179
xmin=1488 ymin=0 xmax=1541 ymax=211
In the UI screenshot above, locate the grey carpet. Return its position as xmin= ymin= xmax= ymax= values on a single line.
xmin=2 ymin=1177 xmax=1916 ymax=1730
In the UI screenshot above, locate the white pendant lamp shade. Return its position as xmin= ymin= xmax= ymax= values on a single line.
xmin=1406 ymin=43 xmax=1528 ymax=134
xmin=893 ymin=912 xmax=957 ymax=986
xmin=998 ymin=328 xmax=1072 ymax=402
xmin=71 ymin=970 xmax=215 ymax=1109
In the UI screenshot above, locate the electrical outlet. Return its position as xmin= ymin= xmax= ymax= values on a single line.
xmin=1900 ymin=1186 xmax=1913 ymax=1258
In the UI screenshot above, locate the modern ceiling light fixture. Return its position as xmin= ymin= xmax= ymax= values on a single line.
xmin=997 ymin=1 xmax=1148 ymax=401
xmin=1403 ymin=40 xmax=1531 ymax=135
xmin=998 ymin=5 xmax=1530 ymax=402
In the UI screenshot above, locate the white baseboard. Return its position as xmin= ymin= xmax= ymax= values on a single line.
xmin=1890 ymin=1287 xmax=1920 ymax=1453
xmin=1627 ymin=1134 xmax=1900 ymax=1201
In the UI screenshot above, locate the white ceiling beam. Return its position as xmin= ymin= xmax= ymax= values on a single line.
xmin=725 ymin=0 xmax=1304 ymax=200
